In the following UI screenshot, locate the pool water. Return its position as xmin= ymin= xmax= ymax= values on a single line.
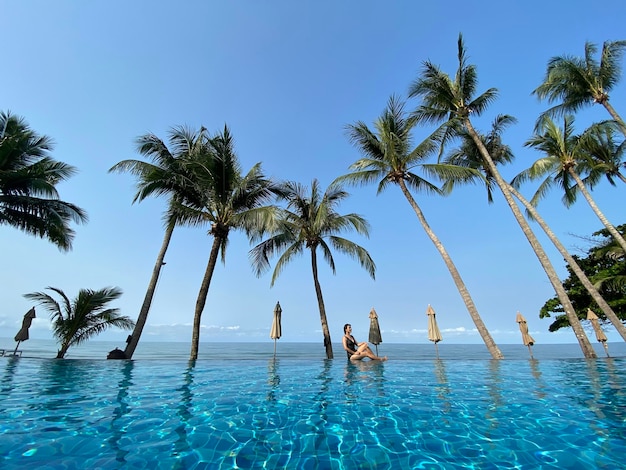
xmin=1 ymin=351 xmax=625 ymax=469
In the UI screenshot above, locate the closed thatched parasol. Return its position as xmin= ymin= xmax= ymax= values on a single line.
xmin=587 ymin=309 xmax=609 ymax=357
xmin=270 ymin=301 xmax=282 ymax=357
xmin=13 ymin=307 xmax=36 ymax=355
xmin=426 ymin=304 xmax=442 ymax=358
xmin=368 ymin=308 xmax=382 ymax=355
xmin=516 ymin=312 xmax=535 ymax=359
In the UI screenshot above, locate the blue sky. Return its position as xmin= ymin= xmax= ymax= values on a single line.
xmin=1 ymin=1 xmax=625 ymax=350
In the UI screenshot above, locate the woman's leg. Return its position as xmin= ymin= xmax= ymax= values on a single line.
xmin=357 ymin=344 xmax=387 ymax=361
xmin=350 ymin=352 xmax=365 ymax=361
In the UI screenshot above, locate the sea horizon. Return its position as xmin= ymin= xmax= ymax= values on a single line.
xmin=2 ymin=337 xmax=623 ymax=361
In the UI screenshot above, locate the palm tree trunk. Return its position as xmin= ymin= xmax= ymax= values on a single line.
xmin=508 ymin=183 xmax=626 ymax=342
xmin=397 ymin=179 xmax=504 ymax=359
xmin=57 ymin=344 xmax=69 ymax=359
xmin=602 ymin=101 xmax=626 ymax=137
xmin=569 ymin=168 xmax=626 ymax=253
xmin=311 ymin=248 xmax=334 ymax=359
xmin=465 ymin=119 xmax=596 ymax=358
xmin=190 ymin=236 xmax=221 ymax=360
xmin=124 ymin=221 xmax=175 ymax=359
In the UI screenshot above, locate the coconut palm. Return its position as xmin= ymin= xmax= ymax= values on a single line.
xmin=518 ymin=116 xmax=626 ymax=254
xmin=176 ymin=125 xmax=279 ymax=360
xmin=341 ymin=95 xmax=503 ymax=359
xmin=0 ymin=111 xmax=87 ymax=251
xmin=533 ymin=40 xmax=626 ymax=135
xmin=408 ymin=34 xmax=596 ymax=358
xmin=577 ymin=121 xmax=626 ymax=187
xmin=445 ymin=116 xmax=626 ymax=342
xmin=24 ymin=286 xmax=134 ymax=359
xmin=250 ymin=179 xmax=375 ymax=359
xmin=109 ymin=126 xmax=207 ymax=359
xmin=443 ymin=114 xmax=517 ymax=203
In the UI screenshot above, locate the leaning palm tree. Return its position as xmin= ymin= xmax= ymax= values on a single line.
xmin=249 ymin=179 xmax=376 ymax=359
xmin=109 ymin=126 xmax=207 ymax=359
xmin=0 ymin=111 xmax=88 ymax=251
xmin=177 ymin=125 xmax=279 ymax=360
xmin=445 ymin=116 xmax=626 ymax=342
xmin=409 ymin=34 xmax=596 ymax=358
xmin=533 ymin=40 xmax=626 ymax=135
xmin=341 ymin=95 xmax=503 ymax=359
xmin=24 ymin=286 xmax=134 ymax=359
xmin=518 ymin=116 xmax=626 ymax=254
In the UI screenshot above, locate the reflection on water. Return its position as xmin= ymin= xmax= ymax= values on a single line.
xmin=108 ymin=361 xmax=134 ymax=464
xmin=2 ymin=356 xmax=626 ymax=468
xmin=33 ymin=360 xmax=98 ymax=427
xmin=267 ymin=358 xmax=280 ymax=403
xmin=530 ymin=358 xmax=547 ymax=399
xmin=0 ymin=356 xmax=19 ymax=396
xmin=172 ymin=360 xmax=195 ymax=468
xmin=315 ymin=359 xmax=333 ymax=418
xmin=343 ymin=359 xmax=386 ymax=403
xmin=433 ymin=359 xmax=451 ymax=414
xmin=484 ymin=359 xmax=503 ymax=436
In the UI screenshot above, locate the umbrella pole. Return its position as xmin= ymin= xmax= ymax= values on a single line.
xmin=602 ymin=342 xmax=610 ymax=357
xmin=527 ymin=344 xmax=534 ymax=359
xmin=273 ymin=339 xmax=277 ymax=357
xmin=375 ymin=344 xmax=378 ymax=356
xmin=435 ymin=342 xmax=439 ymax=359
xmin=13 ymin=341 xmax=21 ymax=356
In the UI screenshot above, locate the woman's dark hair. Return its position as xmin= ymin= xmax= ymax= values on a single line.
xmin=343 ymin=324 xmax=351 ymax=333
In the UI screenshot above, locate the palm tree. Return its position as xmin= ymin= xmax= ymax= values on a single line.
xmin=519 ymin=116 xmax=626 ymax=254
xmin=0 ymin=111 xmax=87 ymax=251
xmin=249 ymin=179 xmax=375 ymax=359
xmin=444 ymin=114 xmax=517 ymax=203
xmin=24 ymin=286 xmax=134 ymax=358
xmin=408 ymin=34 xmax=597 ymax=358
xmin=445 ymin=116 xmax=626 ymax=342
xmin=579 ymin=121 xmax=626 ymax=187
xmin=533 ymin=40 xmax=626 ymax=135
xmin=176 ymin=125 xmax=279 ymax=360
xmin=341 ymin=95 xmax=503 ymax=359
xmin=109 ymin=126 xmax=207 ymax=359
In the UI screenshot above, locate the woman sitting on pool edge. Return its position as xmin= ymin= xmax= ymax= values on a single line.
xmin=342 ymin=323 xmax=387 ymax=361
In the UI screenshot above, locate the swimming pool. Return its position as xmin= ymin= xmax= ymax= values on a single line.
xmin=1 ymin=351 xmax=625 ymax=469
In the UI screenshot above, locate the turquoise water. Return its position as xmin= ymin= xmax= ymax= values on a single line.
xmin=1 ymin=342 xmax=626 ymax=469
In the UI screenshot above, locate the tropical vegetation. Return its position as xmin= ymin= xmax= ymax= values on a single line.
xmin=517 ymin=116 xmax=626 ymax=254
xmin=0 ymin=111 xmax=87 ymax=251
xmin=340 ymin=96 xmax=504 ymax=359
xmin=24 ymin=286 xmax=134 ymax=359
xmin=109 ymin=126 xmax=208 ymax=359
xmin=8 ymin=34 xmax=626 ymax=359
xmin=540 ymin=225 xmax=626 ymax=332
xmin=533 ymin=40 xmax=626 ymax=135
xmin=444 ymin=115 xmax=626 ymax=341
xmin=407 ymin=34 xmax=596 ymax=358
xmin=249 ymin=179 xmax=375 ymax=359
xmin=174 ymin=125 xmax=280 ymax=360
